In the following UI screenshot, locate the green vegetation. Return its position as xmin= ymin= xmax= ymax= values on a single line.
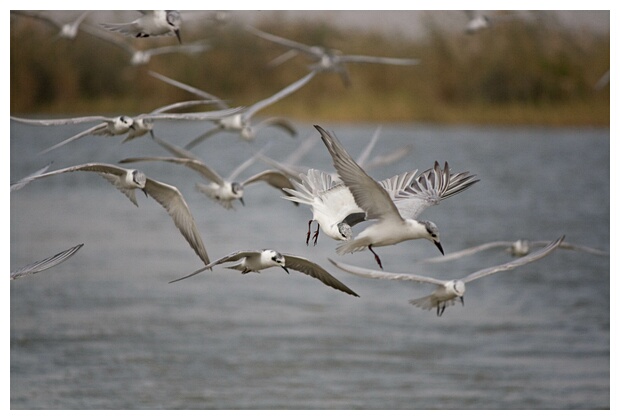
xmin=10 ymin=12 xmax=610 ymax=126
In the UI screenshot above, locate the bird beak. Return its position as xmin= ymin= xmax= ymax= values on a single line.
xmin=149 ymin=130 xmax=155 ymax=139
xmin=459 ymin=296 xmax=464 ymax=306
xmin=281 ymin=266 xmax=289 ymax=274
xmin=434 ymin=240 xmax=444 ymax=255
xmin=174 ymin=29 xmax=182 ymax=44
xmin=239 ymin=197 xmax=245 ymax=206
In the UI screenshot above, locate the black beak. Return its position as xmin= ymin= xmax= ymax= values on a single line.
xmin=459 ymin=296 xmax=464 ymax=306
xmin=174 ymin=29 xmax=182 ymax=44
xmin=281 ymin=266 xmax=289 ymax=274
xmin=239 ymin=197 xmax=245 ymax=206
xmin=434 ymin=240 xmax=444 ymax=255
xmin=149 ymin=129 xmax=155 ymax=139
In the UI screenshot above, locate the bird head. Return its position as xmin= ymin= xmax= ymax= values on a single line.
xmin=268 ymin=250 xmax=288 ymax=273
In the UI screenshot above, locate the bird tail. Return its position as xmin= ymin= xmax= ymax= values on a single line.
xmin=335 ymin=238 xmax=368 ymax=255
xmin=282 ymin=169 xmax=336 ymax=206
xmin=408 ymin=294 xmax=437 ymax=310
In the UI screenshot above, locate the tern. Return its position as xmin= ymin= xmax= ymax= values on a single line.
xmin=11 ymin=244 xmax=84 ymax=280
xmin=120 ymin=142 xmax=297 ymax=210
xmin=315 ymin=125 xmax=478 ymax=269
xmin=330 ymin=236 xmax=564 ymax=316
xmin=169 ymin=249 xmax=359 ymax=297
xmin=246 ymin=26 xmax=420 ymax=87
xmin=13 ymin=163 xmax=211 ymax=266
xmin=283 ymin=161 xmax=478 ymax=246
xmin=11 ymin=106 xmax=239 ymax=154
xmin=84 ymin=23 xmax=209 ymax=65
xmin=419 ymin=238 xmax=609 ymax=263
xmin=100 ymin=10 xmax=182 ymax=44
xmin=12 ymin=11 xmax=90 ymax=40
xmin=149 ymin=70 xmax=316 ymax=146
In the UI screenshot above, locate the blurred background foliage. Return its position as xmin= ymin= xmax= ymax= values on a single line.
xmin=10 ymin=11 xmax=610 ymax=126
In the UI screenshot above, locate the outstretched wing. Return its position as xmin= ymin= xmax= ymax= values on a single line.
xmin=283 ymin=254 xmax=359 ymax=297
xmin=11 ymin=244 xmax=84 ymax=280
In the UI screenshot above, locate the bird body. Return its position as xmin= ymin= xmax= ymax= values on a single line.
xmin=101 ymin=10 xmax=182 ymax=43
xmin=330 ymin=236 xmax=564 ymax=315
xmin=169 ymin=249 xmax=359 ymax=297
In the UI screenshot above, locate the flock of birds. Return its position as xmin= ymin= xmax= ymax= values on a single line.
xmin=10 ymin=11 xmax=608 ymax=316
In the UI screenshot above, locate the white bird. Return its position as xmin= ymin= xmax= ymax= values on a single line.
xmin=11 ymin=114 xmax=134 ymax=154
xmin=169 ymin=249 xmax=360 ymax=297
xmin=12 ymin=11 xmax=91 ymax=40
xmin=120 ymin=141 xmax=298 ymax=210
xmin=11 ymin=106 xmax=240 ymax=154
xmin=83 ymin=23 xmax=209 ymax=66
xmin=419 ymin=238 xmax=609 ymax=263
xmin=246 ymin=26 xmax=420 ymax=87
xmin=283 ymin=169 xmax=366 ymax=244
xmin=11 ymin=244 xmax=84 ymax=280
xmin=151 ymin=71 xmax=316 ymax=149
xmin=463 ymin=11 xmax=521 ymax=35
xmin=13 ymin=163 xmax=211 ymax=266
xmin=315 ymin=124 xmax=478 ymax=269
xmin=283 ymin=161 xmax=478 ymax=246
xmin=100 ymin=11 xmax=182 ymax=44
xmin=330 ymin=236 xmax=564 ymax=316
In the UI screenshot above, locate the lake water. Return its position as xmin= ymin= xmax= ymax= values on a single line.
xmin=10 ymin=121 xmax=610 ymax=409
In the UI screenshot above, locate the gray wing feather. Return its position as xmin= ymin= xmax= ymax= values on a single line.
xmin=283 ymin=254 xmax=359 ymax=297
xmin=119 ymin=156 xmax=224 ymax=185
xmin=143 ymin=178 xmax=211 ymax=266
xmin=11 ymin=244 xmax=84 ymax=280
xmin=315 ymin=125 xmax=402 ymax=222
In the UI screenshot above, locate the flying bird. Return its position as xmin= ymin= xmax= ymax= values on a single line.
xmin=419 ymin=238 xmax=609 ymax=263
xmin=149 ymin=70 xmax=316 ymax=145
xmin=100 ymin=10 xmax=182 ymax=44
xmin=246 ymin=25 xmax=420 ymax=87
xmin=315 ymin=125 xmax=478 ymax=269
xmin=12 ymin=10 xmax=91 ymax=40
xmin=169 ymin=249 xmax=359 ymax=297
xmin=12 ymin=163 xmax=211 ymax=266
xmin=330 ymin=236 xmax=564 ymax=316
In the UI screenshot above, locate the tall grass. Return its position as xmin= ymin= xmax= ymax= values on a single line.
xmin=10 ymin=12 xmax=609 ymax=126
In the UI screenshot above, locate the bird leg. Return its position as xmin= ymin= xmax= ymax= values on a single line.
xmin=368 ymin=245 xmax=383 ymax=269
xmin=306 ymin=220 xmax=313 ymax=245
xmin=312 ymin=225 xmax=320 ymax=246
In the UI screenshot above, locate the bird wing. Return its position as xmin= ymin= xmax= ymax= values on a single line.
xmin=149 ymin=134 xmax=202 ymax=160
xmin=143 ymin=178 xmax=211 ymax=266
xmin=148 ymin=70 xmax=229 ymax=110
xmin=168 ymin=250 xmax=258 ymax=283
xmin=145 ymin=107 xmax=244 ymax=121
xmin=246 ymin=26 xmax=319 ymax=55
xmin=339 ymin=55 xmax=420 ymax=66
xmin=355 ymin=126 xmax=382 ymax=168
xmin=11 ymin=244 xmax=84 ymax=280
xmin=418 ymin=241 xmax=514 ymax=263
xmin=363 ymin=145 xmax=413 ymax=171
xmin=119 ymin=156 xmax=225 ymax=185
xmin=328 ymin=258 xmax=446 ymax=286
xmin=244 ymin=71 xmax=316 ymax=118
xmin=13 ymin=162 xmax=140 ymax=206
xmin=389 ymin=161 xmax=479 ymax=219
xmin=283 ymin=254 xmax=359 ymax=297
xmin=315 ymin=124 xmax=402 ymax=222
xmin=184 ymin=126 xmax=224 ymax=150
xmin=145 ymin=42 xmax=210 ymax=57
xmin=460 ymin=236 xmax=564 ymax=284
xmin=531 ymin=241 xmax=609 ymax=257
xmin=39 ymin=123 xmax=108 ymax=154
xmin=11 ymin=162 xmax=53 ymax=192
xmin=242 ymin=170 xmax=296 ymax=192
xmin=11 ymin=115 xmax=110 ymax=126
xmin=252 ymin=117 xmax=297 ymax=137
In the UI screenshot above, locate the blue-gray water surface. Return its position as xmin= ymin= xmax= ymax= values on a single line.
xmin=10 ymin=121 xmax=610 ymax=409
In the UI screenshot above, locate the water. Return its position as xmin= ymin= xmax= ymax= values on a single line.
xmin=10 ymin=121 xmax=610 ymax=409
